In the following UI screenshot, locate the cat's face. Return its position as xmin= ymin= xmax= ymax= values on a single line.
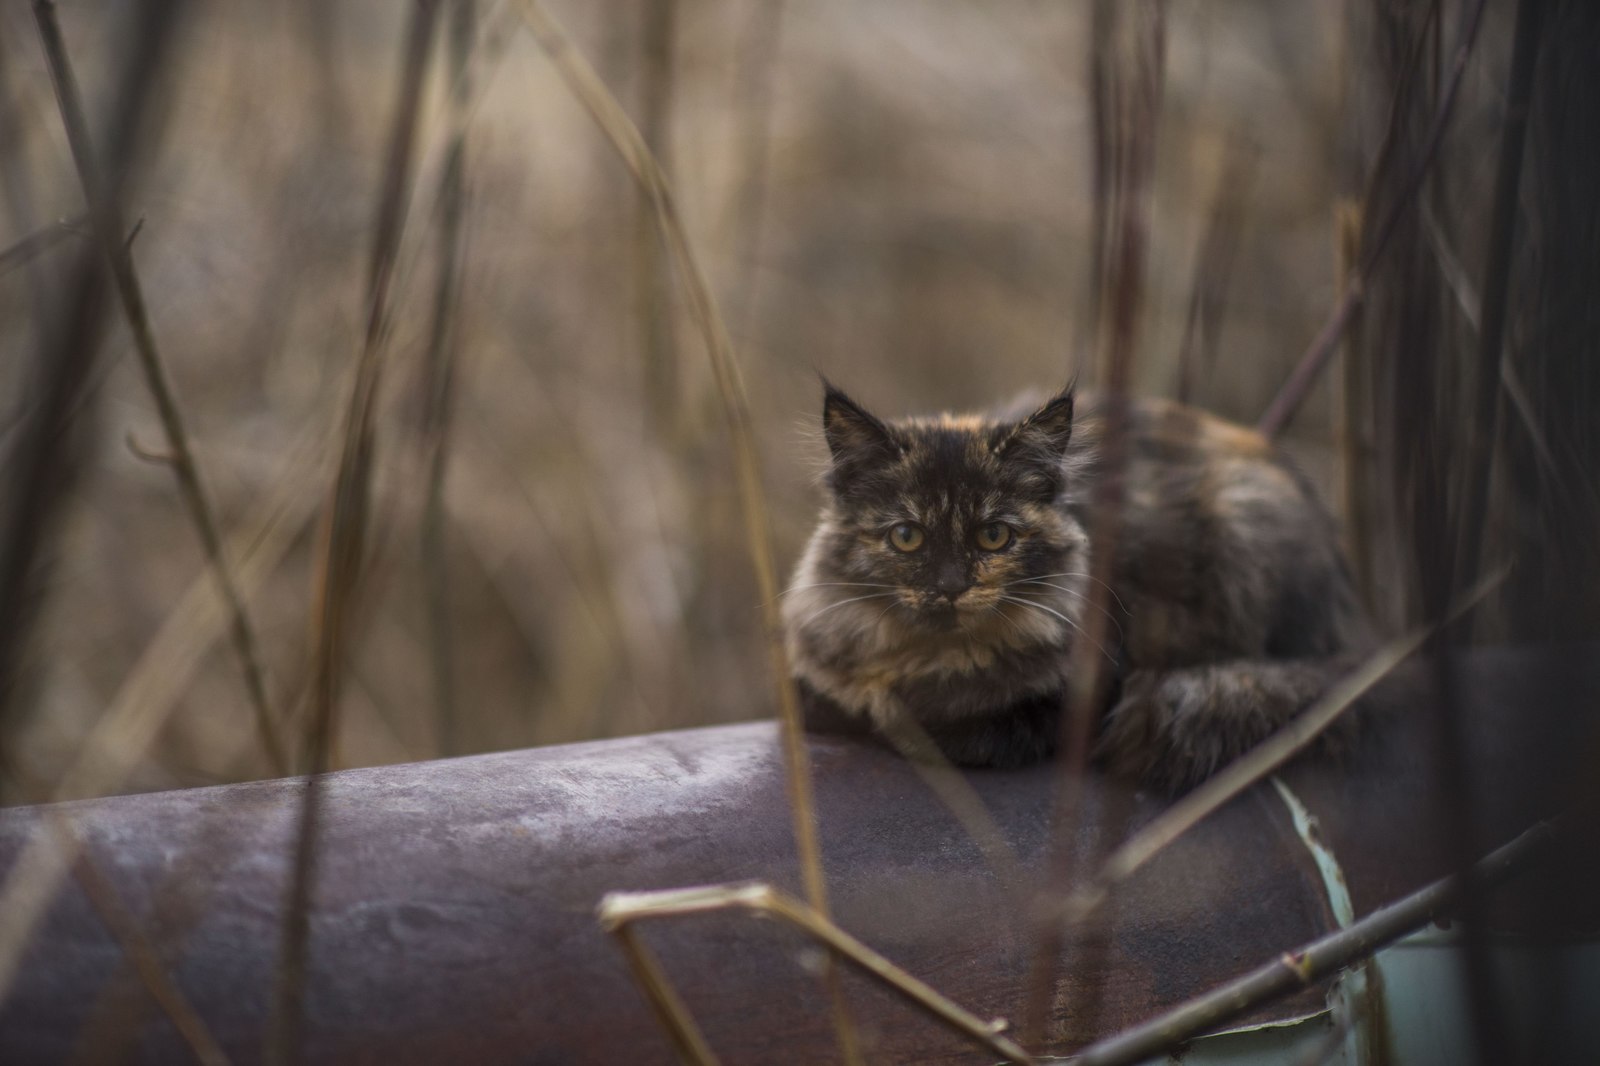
xmin=804 ymin=385 xmax=1089 ymax=638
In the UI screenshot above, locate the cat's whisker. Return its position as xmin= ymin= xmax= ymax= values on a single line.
xmin=773 ymin=580 xmax=900 ymax=604
xmin=1007 ymin=580 xmax=1126 ymax=641
xmin=1023 ymin=571 xmax=1130 ymax=613
xmin=984 ymin=602 xmax=1027 ymax=641
xmin=999 ymin=595 xmax=1117 ymax=666
xmin=796 ymin=592 xmax=899 ymax=629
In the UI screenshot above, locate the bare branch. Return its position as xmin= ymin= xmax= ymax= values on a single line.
xmin=1257 ymin=0 xmax=1491 ymax=438
xmin=600 ymin=882 xmax=1036 ymax=1066
xmin=1051 ymin=568 xmax=1504 ymax=934
xmin=0 ymin=214 xmax=82 ymax=277
xmin=1071 ymin=818 xmax=1558 ymax=1066
xmin=33 ymin=0 xmax=289 ymax=775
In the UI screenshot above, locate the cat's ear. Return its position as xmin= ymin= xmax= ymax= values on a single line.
xmin=994 ymin=385 xmax=1075 ymax=464
xmin=823 ymin=382 xmax=897 ymax=461
xmin=822 ymin=382 xmax=899 ymax=492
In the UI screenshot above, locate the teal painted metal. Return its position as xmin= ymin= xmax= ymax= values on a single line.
xmin=1271 ymin=776 xmax=1377 ymax=1066
xmin=1372 ymin=934 xmax=1600 ymax=1066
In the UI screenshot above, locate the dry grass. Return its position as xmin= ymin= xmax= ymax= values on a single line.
xmin=0 ymin=3 xmax=1370 ymax=800
xmin=1 ymin=1 xmax=1593 ymax=1062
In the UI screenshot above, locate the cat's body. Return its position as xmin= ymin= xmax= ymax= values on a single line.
xmin=783 ymin=384 xmax=1375 ymax=792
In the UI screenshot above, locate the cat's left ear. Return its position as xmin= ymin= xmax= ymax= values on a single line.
xmin=994 ymin=385 xmax=1075 ymax=463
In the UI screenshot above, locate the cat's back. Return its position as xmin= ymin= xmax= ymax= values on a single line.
xmin=1071 ymin=392 xmax=1359 ymax=663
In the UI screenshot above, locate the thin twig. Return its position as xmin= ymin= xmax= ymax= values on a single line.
xmin=722 ymin=0 xmax=786 ymax=343
xmin=1453 ymin=0 xmax=1543 ymax=601
xmin=1428 ymin=4 xmax=1545 ymax=1059
xmin=0 ymin=0 xmax=180 ymax=794
xmin=52 ymin=813 xmax=231 ymax=1066
xmin=513 ymin=3 xmax=854 ymax=1059
xmin=1257 ymin=0 xmax=1491 ymax=438
xmin=599 ymin=882 xmax=1036 ymax=1065
xmin=0 ymin=213 xmax=83 ymax=276
xmin=1048 ymin=567 xmax=1505 ymax=935
xmin=878 ymin=714 xmax=1024 ymax=891
xmin=610 ymin=925 xmax=721 ymax=1066
xmin=1424 ymin=204 xmax=1584 ymax=513
xmin=0 ymin=203 xmax=462 ymax=998
xmin=1025 ymin=0 xmax=1163 ymax=1044
xmin=0 ymin=425 xmax=323 ymax=1002
xmin=632 ymin=0 xmax=679 ymax=439
xmin=421 ymin=0 xmax=474 ymax=757
xmin=33 ymin=0 xmax=288 ymax=776
xmin=1175 ymin=143 xmax=1255 ymax=404
xmin=1333 ymin=199 xmax=1375 ymax=607
xmin=1071 ymin=818 xmax=1558 ymax=1066
xmin=269 ymin=4 xmax=439 ymax=1061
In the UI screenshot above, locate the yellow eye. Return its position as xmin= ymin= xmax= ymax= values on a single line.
xmin=975 ymin=522 xmax=1012 ymax=551
xmin=888 ymin=522 xmax=925 ymax=552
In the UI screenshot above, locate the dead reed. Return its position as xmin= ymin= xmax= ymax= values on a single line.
xmin=270 ymin=5 xmax=438 ymax=1061
xmin=0 ymin=2 xmax=1592 ymax=1062
xmin=1024 ymin=0 xmax=1164 ymax=1045
xmin=34 ymin=0 xmax=288 ymax=776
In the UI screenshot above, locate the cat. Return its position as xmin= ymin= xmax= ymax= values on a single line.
xmin=781 ymin=382 xmax=1377 ymax=792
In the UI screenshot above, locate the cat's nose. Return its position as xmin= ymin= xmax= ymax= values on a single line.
xmin=934 ymin=564 xmax=969 ymax=601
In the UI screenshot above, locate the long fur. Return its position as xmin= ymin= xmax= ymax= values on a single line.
xmin=783 ymin=385 xmax=1378 ymax=792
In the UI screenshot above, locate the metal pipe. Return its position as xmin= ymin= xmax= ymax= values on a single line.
xmin=0 ymin=648 xmax=1593 ymax=1063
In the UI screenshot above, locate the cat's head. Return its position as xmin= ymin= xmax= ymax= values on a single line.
xmin=797 ymin=382 xmax=1090 ymax=639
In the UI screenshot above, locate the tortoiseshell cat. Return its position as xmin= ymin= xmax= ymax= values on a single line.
xmin=782 ymin=383 xmax=1375 ymax=792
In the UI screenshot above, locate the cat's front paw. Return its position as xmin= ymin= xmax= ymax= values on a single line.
xmin=1096 ymin=671 xmax=1224 ymax=794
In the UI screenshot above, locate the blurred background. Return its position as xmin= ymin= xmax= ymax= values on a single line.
xmin=0 ymin=0 xmax=1592 ymax=804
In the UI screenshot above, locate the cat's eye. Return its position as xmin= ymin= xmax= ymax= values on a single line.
xmin=974 ymin=522 xmax=1013 ymax=551
xmin=887 ymin=522 xmax=926 ymax=553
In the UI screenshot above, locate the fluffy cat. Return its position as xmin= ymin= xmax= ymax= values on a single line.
xmin=782 ymin=383 xmax=1375 ymax=792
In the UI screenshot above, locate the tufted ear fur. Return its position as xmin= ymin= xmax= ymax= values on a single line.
xmin=993 ymin=385 xmax=1074 ymax=465
xmin=822 ymin=382 xmax=900 ymax=495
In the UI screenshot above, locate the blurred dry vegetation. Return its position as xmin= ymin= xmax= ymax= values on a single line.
xmin=0 ymin=0 xmax=1591 ymax=805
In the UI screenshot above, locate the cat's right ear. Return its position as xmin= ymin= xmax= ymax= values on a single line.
xmin=823 ymin=383 xmax=896 ymax=459
xmin=822 ymin=382 xmax=899 ymax=489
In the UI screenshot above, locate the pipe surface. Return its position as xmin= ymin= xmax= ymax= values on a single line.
xmin=0 ymin=648 xmax=1594 ymax=1063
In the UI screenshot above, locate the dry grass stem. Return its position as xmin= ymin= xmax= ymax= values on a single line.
xmin=1451 ymin=0 xmax=1542 ymax=594
xmin=1425 ymin=207 xmax=1577 ymax=508
xmin=513 ymin=2 xmax=852 ymax=1057
xmin=50 ymin=813 xmax=231 ymax=1066
xmin=1256 ymin=0 xmax=1489 ymax=438
xmin=610 ymin=924 xmax=721 ymax=1066
xmin=0 ymin=430 xmax=322 ymax=1000
xmin=420 ymin=0 xmax=475 ymax=756
xmin=631 ymin=0 xmax=679 ymax=439
xmin=1052 ymin=567 xmax=1506 ymax=933
xmin=33 ymin=0 xmax=289 ymax=775
xmin=0 ymin=213 xmax=83 ymax=277
xmin=599 ymin=881 xmax=1036 ymax=1065
xmin=1334 ymin=200 xmax=1374 ymax=604
xmin=721 ymin=0 xmax=786 ymax=340
xmin=0 ymin=0 xmax=179 ymax=795
xmin=878 ymin=715 xmax=1024 ymax=891
xmin=1025 ymin=0 xmax=1163 ymax=1043
xmin=271 ymin=5 xmax=439 ymax=1061
xmin=1174 ymin=145 xmax=1255 ymax=403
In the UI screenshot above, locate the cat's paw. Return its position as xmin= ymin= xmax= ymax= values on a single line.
xmin=1095 ymin=671 xmax=1226 ymax=794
